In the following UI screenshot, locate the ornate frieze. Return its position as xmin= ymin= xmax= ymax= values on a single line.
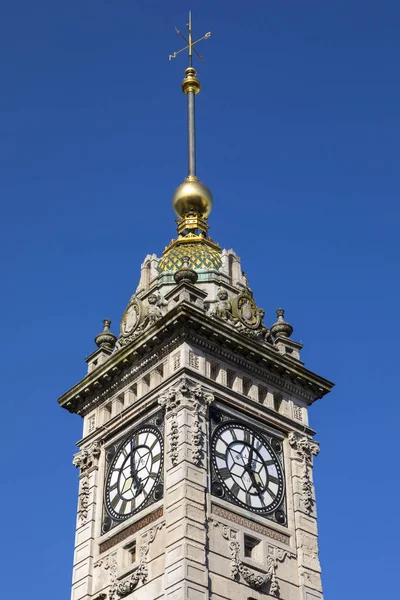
xmin=99 ymin=507 xmax=163 ymax=554
xmin=288 ymin=432 xmax=320 ymax=514
xmin=211 ymin=505 xmax=290 ymax=545
xmin=214 ymin=521 xmax=294 ymax=596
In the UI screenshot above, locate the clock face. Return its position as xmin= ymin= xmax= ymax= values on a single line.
xmin=211 ymin=421 xmax=284 ymax=515
xmin=105 ymin=424 xmax=163 ymax=521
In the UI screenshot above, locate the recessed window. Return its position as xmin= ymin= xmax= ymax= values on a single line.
xmin=125 ymin=540 xmax=136 ymax=564
xmin=103 ymin=402 xmax=112 ymax=423
xmin=244 ymin=535 xmax=261 ymax=560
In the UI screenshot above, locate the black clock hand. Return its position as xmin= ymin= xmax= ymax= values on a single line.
xmin=130 ymin=441 xmax=143 ymax=493
xmin=247 ymin=438 xmax=254 ymax=469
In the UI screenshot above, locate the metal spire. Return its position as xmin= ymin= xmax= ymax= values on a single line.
xmin=169 ymin=12 xmax=211 ymax=178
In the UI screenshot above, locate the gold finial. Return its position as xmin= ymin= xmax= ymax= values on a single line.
xmin=170 ymin=12 xmax=213 ymax=223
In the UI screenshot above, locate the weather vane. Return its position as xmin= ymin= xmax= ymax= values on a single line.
xmin=169 ymin=11 xmax=214 ymax=222
xmin=169 ymin=11 xmax=211 ymax=65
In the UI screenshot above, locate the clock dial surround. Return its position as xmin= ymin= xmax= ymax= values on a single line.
xmin=103 ymin=418 xmax=164 ymax=530
xmin=211 ymin=416 xmax=286 ymax=520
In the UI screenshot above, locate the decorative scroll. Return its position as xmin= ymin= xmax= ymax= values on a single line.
xmin=288 ymin=432 xmax=319 ymax=514
xmin=214 ymin=521 xmax=294 ymax=596
xmin=95 ymin=524 xmax=164 ymax=599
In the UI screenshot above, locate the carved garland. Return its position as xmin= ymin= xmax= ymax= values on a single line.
xmin=214 ymin=521 xmax=294 ymax=596
xmin=72 ymin=441 xmax=101 ymax=522
xmin=288 ymin=432 xmax=319 ymax=514
xmin=94 ymin=524 xmax=164 ymax=599
xmin=158 ymin=388 xmax=180 ymax=466
xmin=158 ymin=377 xmax=214 ymax=468
xmin=191 ymin=384 xmax=213 ymax=467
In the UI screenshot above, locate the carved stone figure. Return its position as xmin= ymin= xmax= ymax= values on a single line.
xmin=144 ymin=293 xmax=166 ymax=326
xmin=209 ymin=288 xmax=235 ymax=321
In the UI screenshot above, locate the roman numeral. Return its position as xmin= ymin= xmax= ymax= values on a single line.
xmin=219 ymin=466 xmax=230 ymax=480
xmin=230 ymin=482 xmax=240 ymax=497
xmin=268 ymin=475 xmax=280 ymax=485
xmin=215 ymin=450 xmax=226 ymax=461
xmin=150 ymin=437 xmax=158 ymax=451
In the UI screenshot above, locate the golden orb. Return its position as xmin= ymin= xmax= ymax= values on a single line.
xmin=172 ymin=176 xmax=213 ymax=217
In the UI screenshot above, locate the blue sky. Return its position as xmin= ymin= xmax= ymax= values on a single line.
xmin=1 ymin=1 xmax=399 ymax=598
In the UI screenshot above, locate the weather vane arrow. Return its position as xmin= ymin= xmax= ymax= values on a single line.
xmin=169 ymin=11 xmax=211 ymax=65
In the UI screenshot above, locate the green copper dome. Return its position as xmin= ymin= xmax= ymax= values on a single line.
xmin=158 ymin=241 xmax=222 ymax=274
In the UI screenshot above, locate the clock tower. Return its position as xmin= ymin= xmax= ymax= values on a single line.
xmin=59 ymin=14 xmax=333 ymax=600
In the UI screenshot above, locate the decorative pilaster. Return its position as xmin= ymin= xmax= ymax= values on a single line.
xmin=161 ymin=377 xmax=214 ymax=600
xmin=289 ymin=432 xmax=323 ymax=599
xmin=288 ymin=433 xmax=319 ymax=515
xmin=72 ymin=441 xmax=102 ymax=600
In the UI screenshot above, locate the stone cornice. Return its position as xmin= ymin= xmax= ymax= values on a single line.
xmin=58 ymin=298 xmax=333 ymax=415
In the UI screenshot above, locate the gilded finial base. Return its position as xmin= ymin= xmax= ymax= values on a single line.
xmin=182 ymin=67 xmax=201 ymax=95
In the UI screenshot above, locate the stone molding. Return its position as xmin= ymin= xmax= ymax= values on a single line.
xmin=213 ymin=521 xmax=294 ymax=596
xmin=288 ymin=432 xmax=320 ymax=514
xmin=59 ymin=305 xmax=332 ymax=414
xmin=186 ymin=332 xmax=317 ymax=403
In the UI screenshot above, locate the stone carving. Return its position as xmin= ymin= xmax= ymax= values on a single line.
xmin=120 ymin=296 xmax=142 ymax=338
xmin=189 ymin=350 xmax=200 ymax=370
xmin=141 ymin=293 xmax=167 ymax=329
xmin=158 ymin=389 xmax=180 ymax=466
xmin=215 ymin=521 xmax=293 ymax=595
xmin=73 ymin=442 xmax=101 ymax=522
xmin=73 ymin=441 xmax=101 ymax=474
xmin=235 ymin=290 xmax=261 ymax=330
xmin=117 ymin=292 xmax=166 ymax=349
xmin=173 ymin=352 xmax=181 ymax=371
xmin=94 ymin=554 xmax=118 ymax=600
xmin=207 ymin=288 xmax=273 ymax=343
xmin=191 ymin=384 xmax=213 ymax=467
xmin=292 ymin=403 xmax=303 ymax=422
xmin=289 ymin=432 xmax=320 ymax=514
xmin=88 ymin=414 xmax=96 ymax=433
xmin=97 ymin=524 xmax=164 ymax=598
xmin=158 ymin=378 xmax=213 ymax=468
xmin=78 ymin=479 xmax=90 ymax=522
xmin=208 ymin=288 xmax=235 ymax=321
